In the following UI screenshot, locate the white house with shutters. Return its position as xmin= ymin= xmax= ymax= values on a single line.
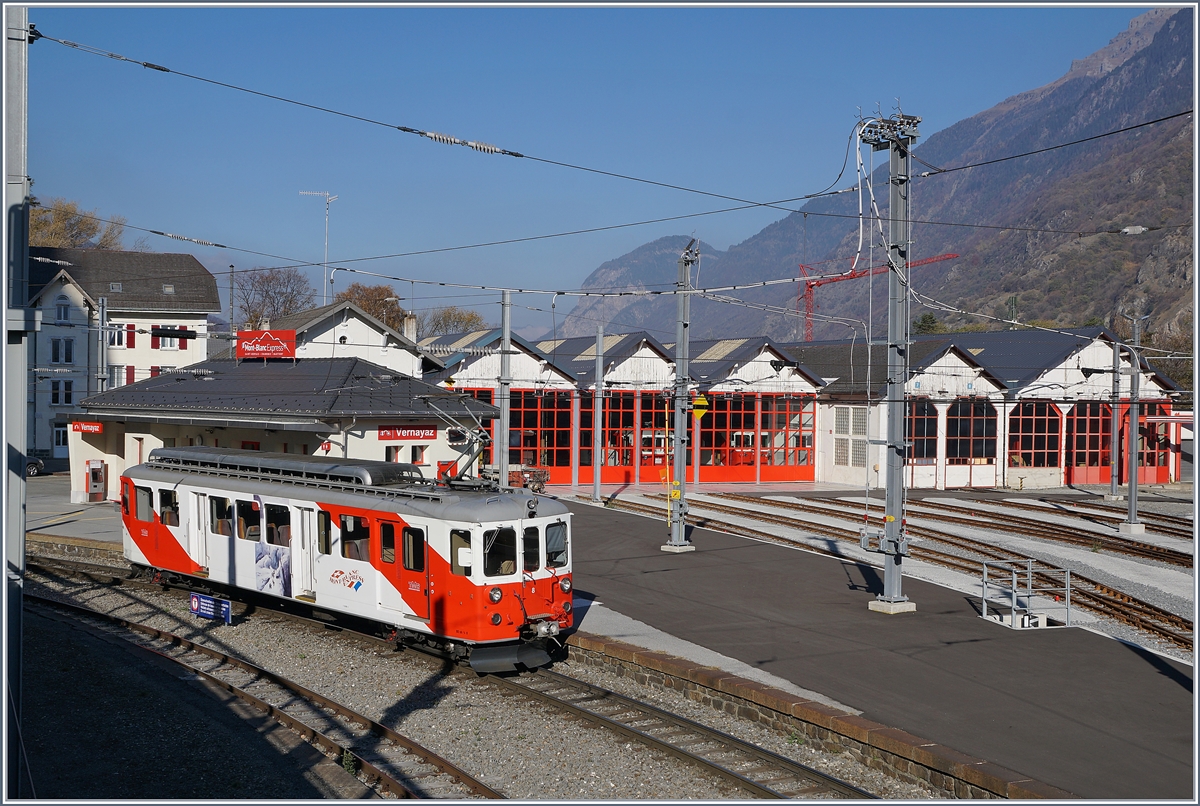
xmin=27 ymin=247 xmax=221 ymax=460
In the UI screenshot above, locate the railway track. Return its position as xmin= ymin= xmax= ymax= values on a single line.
xmin=972 ymin=498 xmax=1194 ymax=541
xmin=741 ymin=493 xmax=1192 ymax=567
xmin=486 ymin=669 xmax=875 ymax=799
xmin=25 ymin=592 xmax=500 ymax=800
xmin=595 ymin=493 xmax=1193 ymax=652
xmin=24 ymin=554 xmax=881 ymax=798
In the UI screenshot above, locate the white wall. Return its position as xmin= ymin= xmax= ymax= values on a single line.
xmin=292 ymin=315 xmax=421 ymax=377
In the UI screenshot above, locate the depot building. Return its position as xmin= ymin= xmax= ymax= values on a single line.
xmin=68 ymin=305 xmax=1187 ymax=500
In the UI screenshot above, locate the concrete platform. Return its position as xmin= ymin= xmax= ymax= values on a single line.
xmin=565 ymin=499 xmax=1193 ymax=800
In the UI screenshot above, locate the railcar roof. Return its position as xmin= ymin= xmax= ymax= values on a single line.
xmin=148 ymin=446 xmax=425 ymax=487
xmin=128 ymin=452 xmax=570 ymax=522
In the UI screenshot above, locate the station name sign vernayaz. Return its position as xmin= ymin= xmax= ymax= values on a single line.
xmin=378 ymin=426 xmax=438 ymax=441
xmin=236 ymin=329 xmax=297 ymax=359
xmin=71 ymin=421 xmax=103 ymax=434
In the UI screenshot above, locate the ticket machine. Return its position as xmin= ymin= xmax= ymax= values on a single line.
xmin=86 ymin=460 xmax=107 ymax=503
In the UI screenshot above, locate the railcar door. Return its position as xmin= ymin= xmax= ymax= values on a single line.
xmin=377 ymin=519 xmax=429 ymax=620
xmin=189 ymin=492 xmax=208 ymax=570
xmin=294 ymin=507 xmax=316 ymax=601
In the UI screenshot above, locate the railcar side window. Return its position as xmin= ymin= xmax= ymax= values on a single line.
xmin=264 ymin=504 xmax=291 ymax=546
xmin=134 ymin=486 xmax=153 ymax=522
xmin=523 ymin=527 xmax=540 ymax=572
xmin=158 ymin=489 xmax=179 ymax=526
xmin=450 ymin=530 xmax=472 ymax=576
xmin=210 ymin=497 xmax=233 ymax=536
xmin=483 ymin=528 xmax=517 ymax=577
xmin=546 ymin=521 xmax=568 ymax=568
xmin=340 ymin=515 xmax=370 ymax=561
xmin=403 ymin=528 xmax=425 ymax=572
xmin=317 ymin=510 xmax=332 ymax=554
xmin=380 ymin=523 xmax=395 ymax=564
xmin=236 ymin=499 xmax=260 ymax=541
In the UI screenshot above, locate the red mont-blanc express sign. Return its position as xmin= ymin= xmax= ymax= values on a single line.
xmin=378 ymin=426 xmax=437 ymax=441
xmin=71 ymin=421 xmax=104 ymax=434
xmin=236 ymin=330 xmax=297 ymax=359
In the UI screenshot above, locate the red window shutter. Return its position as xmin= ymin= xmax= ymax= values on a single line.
xmin=151 ymin=328 xmax=160 ymax=349
xmin=126 ymin=324 xmax=135 ymax=348
xmin=178 ymin=325 xmax=187 ymax=350
xmin=150 ymin=366 xmax=160 ymax=378
xmin=126 ymin=366 xmax=135 ymax=385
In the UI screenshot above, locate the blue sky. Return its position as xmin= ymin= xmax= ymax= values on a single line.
xmin=26 ymin=5 xmax=1148 ymax=335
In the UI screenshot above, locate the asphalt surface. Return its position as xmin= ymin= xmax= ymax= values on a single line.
xmin=566 ymin=500 xmax=1194 ymax=800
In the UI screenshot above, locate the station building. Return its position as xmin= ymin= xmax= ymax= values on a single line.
xmin=65 ymin=304 xmax=485 ymax=503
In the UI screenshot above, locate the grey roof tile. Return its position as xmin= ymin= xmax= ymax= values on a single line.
xmin=29 ymin=247 xmax=221 ymax=312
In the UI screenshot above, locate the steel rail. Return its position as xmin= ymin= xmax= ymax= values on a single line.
xmin=24 ymin=593 xmax=502 ymax=799
xmin=487 ymin=669 xmax=876 ymax=799
xmin=975 ymin=498 xmax=1194 ymax=538
xmin=735 ymin=492 xmax=1192 ymax=567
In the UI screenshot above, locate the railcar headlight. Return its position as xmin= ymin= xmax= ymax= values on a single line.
xmin=490 ymin=612 xmax=502 ymax=625
xmin=559 ymin=577 xmax=572 ymax=594
xmin=488 ymin=587 xmax=503 ymax=604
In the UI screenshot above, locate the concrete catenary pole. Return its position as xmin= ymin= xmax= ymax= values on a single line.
xmin=1107 ymin=340 xmax=1121 ymax=500
xmin=592 ymin=323 xmax=603 ymax=502
xmin=1121 ymin=315 xmax=1149 ymax=533
xmin=499 ymin=291 xmax=511 ymax=487
xmin=664 ymin=239 xmax=698 ymax=552
xmin=859 ymin=114 xmax=920 ymax=612
xmin=6 ymin=8 xmax=39 ymax=797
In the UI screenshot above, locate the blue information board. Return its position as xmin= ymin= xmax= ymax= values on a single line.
xmin=189 ymin=592 xmax=232 ymax=625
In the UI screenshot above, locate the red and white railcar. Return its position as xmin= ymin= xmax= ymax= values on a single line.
xmin=120 ymin=447 xmax=573 ymax=671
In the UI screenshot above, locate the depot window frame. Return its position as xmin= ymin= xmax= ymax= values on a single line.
xmin=1065 ymin=400 xmax=1112 ymax=469
xmin=509 ymin=389 xmax=573 ymax=468
xmin=759 ymin=393 xmax=815 ymax=467
xmin=907 ymin=397 xmax=938 ymax=465
xmin=946 ymin=397 xmax=998 ymax=465
xmin=1007 ymin=400 xmax=1062 ymax=468
xmin=697 ymin=393 xmax=757 ymax=468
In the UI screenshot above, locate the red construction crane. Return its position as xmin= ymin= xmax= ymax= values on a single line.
xmin=797 ymin=253 xmax=959 ymax=341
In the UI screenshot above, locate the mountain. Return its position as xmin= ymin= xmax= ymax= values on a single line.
xmin=557 ymin=8 xmax=1192 ymax=344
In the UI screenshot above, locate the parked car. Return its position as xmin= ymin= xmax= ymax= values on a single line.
xmin=25 ymin=457 xmax=44 ymax=477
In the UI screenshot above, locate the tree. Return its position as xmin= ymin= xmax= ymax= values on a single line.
xmin=234 ymin=267 xmax=316 ymax=330
xmin=334 ymin=282 xmax=407 ymax=331
xmin=912 ymin=313 xmax=947 ymax=335
xmin=29 ymin=196 xmax=150 ymax=251
xmin=417 ymin=306 xmax=487 ymax=338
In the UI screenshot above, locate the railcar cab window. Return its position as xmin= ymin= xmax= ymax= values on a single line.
xmin=236 ymin=499 xmax=260 ymax=541
xmin=483 ymin=527 xmax=517 ymax=577
xmin=210 ymin=497 xmax=233 ymax=536
xmin=265 ymin=504 xmax=291 ymax=546
xmin=340 ymin=515 xmax=370 ymax=561
xmin=450 ymin=529 xmax=472 ymax=576
xmin=546 ymin=521 xmax=568 ymax=568
xmin=159 ymin=490 xmax=179 ymax=526
xmin=523 ymin=527 xmax=541 ymax=572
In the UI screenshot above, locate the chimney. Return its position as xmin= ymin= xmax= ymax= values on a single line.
xmin=402 ymin=313 xmax=417 ymax=342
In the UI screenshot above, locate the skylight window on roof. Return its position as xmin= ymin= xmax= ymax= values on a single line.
xmin=163 ymin=284 xmax=176 ymax=294
xmin=109 ymin=282 xmax=122 ymax=292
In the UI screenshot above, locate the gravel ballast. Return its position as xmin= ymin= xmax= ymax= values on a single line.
xmin=26 ymin=573 xmax=942 ymax=799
